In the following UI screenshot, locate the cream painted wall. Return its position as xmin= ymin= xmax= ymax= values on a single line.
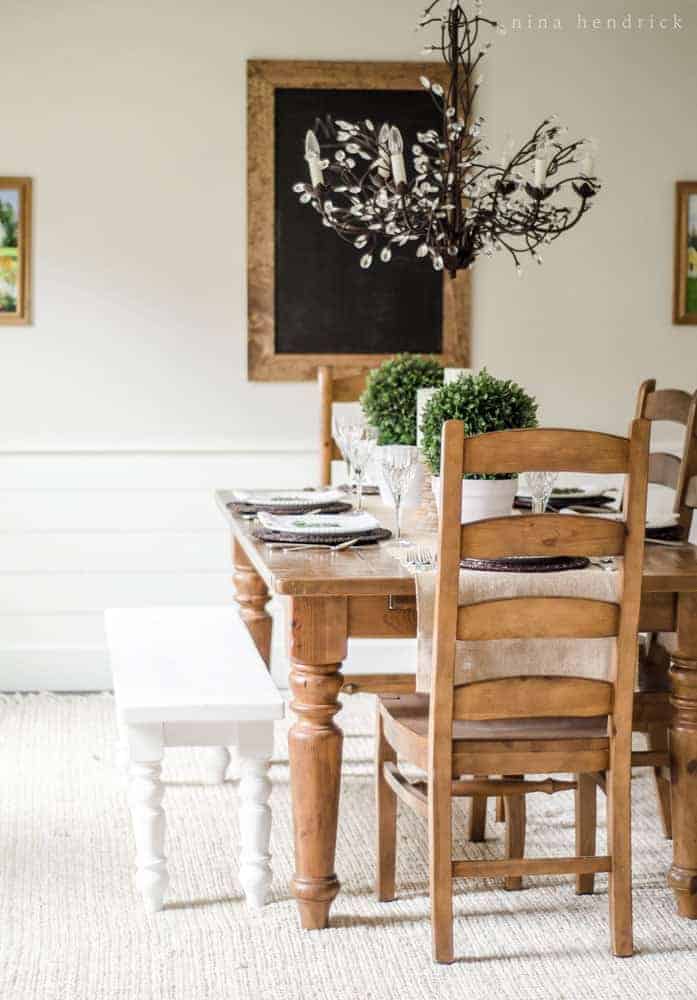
xmin=0 ymin=0 xmax=695 ymax=688
xmin=0 ymin=0 xmax=695 ymax=450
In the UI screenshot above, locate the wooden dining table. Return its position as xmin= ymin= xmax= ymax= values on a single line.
xmin=216 ymin=491 xmax=697 ymax=930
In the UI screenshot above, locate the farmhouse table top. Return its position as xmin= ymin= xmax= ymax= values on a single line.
xmin=215 ymin=490 xmax=697 ymax=597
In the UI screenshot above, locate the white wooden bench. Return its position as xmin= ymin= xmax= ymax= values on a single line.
xmin=105 ymin=606 xmax=284 ymax=913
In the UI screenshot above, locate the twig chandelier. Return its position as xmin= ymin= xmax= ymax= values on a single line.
xmin=295 ymin=0 xmax=600 ymax=278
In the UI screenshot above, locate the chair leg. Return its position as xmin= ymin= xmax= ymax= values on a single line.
xmin=375 ymin=706 xmax=397 ymax=901
xmin=211 ymin=746 xmax=232 ymax=784
xmin=647 ymin=722 xmax=672 ymax=839
xmin=575 ymin=773 xmax=597 ymax=894
xmin=429 ymin=774 xmax=454 ymax=964
xmin=128 ymin=756 xmax=169 ymax=913
xmin=608 ymin=748 xmax=634 ymax=957
xmin=503 ymin=775 xmax=526 ymax=891
xmin=467 ymin=780 xmax=488 ymax=843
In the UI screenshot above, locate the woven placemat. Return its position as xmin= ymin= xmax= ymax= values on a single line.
xmin=514 ymin=494 xmax=614 ymax=511
xmin=252 ymin=526 xmax=392 ymax=546
xmin=646 ymin=523 xmax=684 ymax=541
xmin=228 ymin=500 xmax=353 ymax=516
xmin=460 ymin=555 xmax=591 ymax=573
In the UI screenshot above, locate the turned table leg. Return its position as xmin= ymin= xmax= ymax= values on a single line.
xmin=232 ymin=538 xmax=272 ymax=667
xmin=288 ymin=596 xmax=347 ymax=930
xmin=668 ymin=593 xmax=697 ymax=918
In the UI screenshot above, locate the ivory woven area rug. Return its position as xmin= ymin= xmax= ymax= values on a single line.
xmin=1 ymin=693 xmax=696 ymax=1000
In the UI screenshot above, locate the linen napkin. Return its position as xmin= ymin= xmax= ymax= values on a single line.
xmin=415 ymin=563 xmax=623 ymax=694
xmin=256 ymin=510 xmax=380 ymax=535
xmin=232 ymin=488 xmax=344 ymax=506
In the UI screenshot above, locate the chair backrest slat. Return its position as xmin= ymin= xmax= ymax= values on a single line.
xmin=456 ymin=597 xmax=620 ymax=642
xmin=643 ymin=387 xmax=693 ymax=425
xmin=460 ymin=513 xmax=625 ymax=559
xmin=461 ymin=428 xmax=630 ymax=476
xmin=648 ymin=451 xmax=682 ymax=492
xmin=452 ymin=676 xmax=614 ymax=721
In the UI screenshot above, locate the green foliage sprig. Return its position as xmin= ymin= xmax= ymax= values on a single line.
xmin=421 ymin=369 xmax=538 ymax=479
xmin=0 ymin=199 xmax=18 ymax=249
xmin=360 ymin=354 xmax=444 ymax=446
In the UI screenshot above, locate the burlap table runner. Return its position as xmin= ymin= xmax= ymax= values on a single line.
xmin=415 ymin=563 xmax=623 ymax=694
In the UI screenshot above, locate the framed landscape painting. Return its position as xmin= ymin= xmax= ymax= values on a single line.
xmin=674 ymin=181 xmax=697 ymax=325
xmin=0 ymin=177 xmax=32 ymax=325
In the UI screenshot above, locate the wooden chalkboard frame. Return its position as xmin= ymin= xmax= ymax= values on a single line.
xmin=247 ymin=59 xmax=470 ymax=382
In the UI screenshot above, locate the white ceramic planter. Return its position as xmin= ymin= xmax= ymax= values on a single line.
xmin=376 ymin=446 xmax=424 ymax=510
xmin=431 ymin=475 xmax=518 ymax=524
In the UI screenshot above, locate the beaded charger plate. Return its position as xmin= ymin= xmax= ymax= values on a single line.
xmin=514 ymin=494 xmax=613 ymax=511
xmin=228 ymin=500 xmax=353 ymax=516
xmin=252 ymin=526 xmax=392 ymax=546
xmin=645 ymin=523 xmax=684 ymax=541
xmin=460 ymin=556 xmax=591 ymax=573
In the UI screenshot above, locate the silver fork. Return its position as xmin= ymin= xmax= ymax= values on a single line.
xmin=267 ymin=537 xmax=361 ymax=552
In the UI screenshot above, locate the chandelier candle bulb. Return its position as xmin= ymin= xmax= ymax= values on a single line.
xmin=377 ymin=123 xmax=392 ymax=178
xmin=501 ymin=133 xmax=516 ymax=168
xmin=388 ymin=126 xmax=407 ymax=187
xmin=304 ymin=130 xmax=324 ymax=187
xmin=582 ymin=139 xmax=598 ymax=178
xmin=534 ymin=142 xmax=548 ymax=189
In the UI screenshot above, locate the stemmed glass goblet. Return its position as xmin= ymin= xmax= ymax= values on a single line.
xmin=345 ymin=425 xmax=378 ymax=511
xmin=524 ymin=471 xmax=558 ymax=514
xmin=380 ymin=445 xmax=418 ymax=544
xmin=332 ymin=413 xmax=357 ymax=486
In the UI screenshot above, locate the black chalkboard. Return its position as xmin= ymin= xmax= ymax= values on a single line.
xmin=274 ymin=87 xmax=443 ymax=356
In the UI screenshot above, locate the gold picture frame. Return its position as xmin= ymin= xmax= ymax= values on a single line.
xmin=674 ymin=181 xmax=697 ymax=326
xmin=247 ymin=60 xmax=470 ymax=381
xmin=0 ymin=177 xmax=32 ymax=325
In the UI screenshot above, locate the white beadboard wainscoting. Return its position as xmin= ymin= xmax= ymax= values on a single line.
xmin=0 ymin=447 xmax=414 ymax=691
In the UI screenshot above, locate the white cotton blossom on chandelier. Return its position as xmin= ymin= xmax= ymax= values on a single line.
xmin=294 ymin=0 xmax=600 ymax=278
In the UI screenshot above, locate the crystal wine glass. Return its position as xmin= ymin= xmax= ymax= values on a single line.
xmin=524 ymin=471 xmax=558 ymax=514
xmin=345 ymin=425 xmax=378 ymax=511
xmin=380 ymin=445 xmax=418 ymax=544
xmin=332 ymin=413 xmax=359 ymax=486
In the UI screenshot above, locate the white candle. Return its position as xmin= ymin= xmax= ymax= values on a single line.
xmin=377 ymin=123 xmax=391 ymax=179
xmin=444 ymin=367 xmax=472 ymax=384
xmin=388 ymin=126 xmax=407 ymax=187
xmin=305 ymin=130 xmax=324 ymax=188
xmin=581 ymin=139 xmax=597 ymax=178
xmin=416 ymin=388 xmax=437 ymax=449
xmin=534 ymin=140 xmax=548 ymax=189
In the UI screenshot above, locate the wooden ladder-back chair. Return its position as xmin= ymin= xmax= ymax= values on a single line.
xmin=318 ymin=366 xmax=371 ymax=486
xmin=633 ymin=379 xmax=697 ymax=838
xmin=375 ymin=420 xmax=649 ymax=963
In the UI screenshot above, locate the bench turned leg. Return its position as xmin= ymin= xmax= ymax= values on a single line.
xmin=238 ymin=756 xmax=272 ymax=907
xmin=128 ymin=752 xmax=169 ymax=913
xmin=211 ymin=746 xmax=232 ymax=784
